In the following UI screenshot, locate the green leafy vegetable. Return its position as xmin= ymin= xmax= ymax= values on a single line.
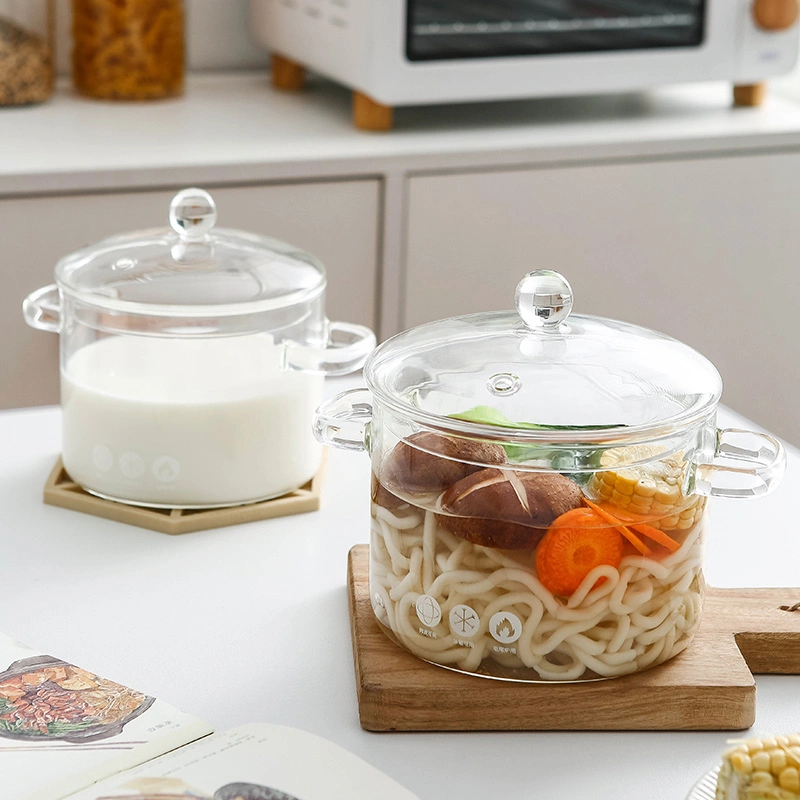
xmin=448 ymin=405 xmax=624 ymax=484
xmin=449 ymin=405 xmax=621 ymax=431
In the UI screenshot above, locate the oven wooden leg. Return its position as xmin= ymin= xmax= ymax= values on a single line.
xmin=733 ymin=83 xmax=767 ymax=107
xmin=353 ymin=91 xmax=393 ymax=131
xmin=271 ymin=53 xmax=306 ymax=91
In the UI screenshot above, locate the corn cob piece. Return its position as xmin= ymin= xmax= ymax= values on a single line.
xmin=716 ymin=735 xmax=800 ymax=800
xmin=587 ymin=444 xmax=705 ymax=531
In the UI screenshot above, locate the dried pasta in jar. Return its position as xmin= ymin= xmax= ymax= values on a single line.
xmin=72 ymin=0 xmax=184 ymax=100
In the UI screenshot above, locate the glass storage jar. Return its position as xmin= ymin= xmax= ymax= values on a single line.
xmin=24 ymin=188 xmax=375 ymax=508
xmin=314 ymin=271 xmax=785 ymax=682
xmin=72 ymin=0 xmax=183 ymax=100
xmin=0 ymin=0 xmax=54 ymax=106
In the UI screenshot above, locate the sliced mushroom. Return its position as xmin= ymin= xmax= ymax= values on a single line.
xmin=381 ymin=431 xmax=506 ymax=496
xmin=437 ymin=467 xmax=584 ymax=549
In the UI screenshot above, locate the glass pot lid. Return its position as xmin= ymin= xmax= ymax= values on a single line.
xmin=364 ymin=271 xmax=723 ymax=455
xmin=53 ymin=188 xmax=326 ymax=328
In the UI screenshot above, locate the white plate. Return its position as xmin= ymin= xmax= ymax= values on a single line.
xmin=687 ymin=766 xmax=720 ymax=800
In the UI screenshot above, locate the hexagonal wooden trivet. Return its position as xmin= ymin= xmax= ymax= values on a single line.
xmin=43 ymin=454 xmax=326 ymax=534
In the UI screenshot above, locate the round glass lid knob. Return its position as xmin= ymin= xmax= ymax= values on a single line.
xmin=515 ymin=270 xmax=573 ymax=331
xmin=169 ymin=188 xmax=218 ymax=240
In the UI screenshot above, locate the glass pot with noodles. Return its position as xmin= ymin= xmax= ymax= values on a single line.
xmin=314 ymin=271 xmax=786 ymax=682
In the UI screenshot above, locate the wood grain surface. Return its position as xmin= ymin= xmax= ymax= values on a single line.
xmin=43 ymin=457 xmax=325 ymax=535
xmin=347 ymin=544 xmax=800 ymax=732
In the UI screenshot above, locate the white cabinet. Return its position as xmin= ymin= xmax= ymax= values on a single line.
xmin=404 ymin=153 xmax=800 ymax=446
xmin=4 ymin=180 xmax=380 ymax=410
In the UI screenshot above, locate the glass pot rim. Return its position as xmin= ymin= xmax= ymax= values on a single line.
xmin=24 ymin=188 xmax=377 ymax=372
xmin=50 ymin=188 xmax=329 ymax=328
xmin=315 ymin=275 xmax=784 ymax=500
xmin=363 ymin=310 xmax=723 ymax=450
xmin=54 ymin=266 xmax=327 ymax=321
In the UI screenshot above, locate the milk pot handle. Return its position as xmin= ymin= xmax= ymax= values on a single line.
xmin=286 ymin=322 xmax=376 ymax=376
xmin=313 ymin=388 xmax=372 ymax=452
xmin=692 ymin=428 xmax=786 ymax=499
xmin=23 ymin=284 xmax=61 ymax=333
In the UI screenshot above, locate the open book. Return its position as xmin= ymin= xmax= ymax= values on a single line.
xmin=1 ymin=634 xmax=418 ymax=800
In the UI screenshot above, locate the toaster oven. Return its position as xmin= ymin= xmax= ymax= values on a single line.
xmin=251 ymin=0 xmax=800 ymax=129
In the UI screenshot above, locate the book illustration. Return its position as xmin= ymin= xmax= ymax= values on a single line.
xmin=0 ymin=631 xmax=214 ymax=800
xmin=0 ymin=655 xmax=154 ymax=744
xmin=0 ymin=630 xmax=417 ymax=800
xmin=95 ymin=776 xmax=302 ymax=799
xmin=65 ymin=723 xmax=420 ymax=800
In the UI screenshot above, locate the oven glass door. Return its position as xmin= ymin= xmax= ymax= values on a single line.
xmin=406 ymin=1 xmax=706 ymax=61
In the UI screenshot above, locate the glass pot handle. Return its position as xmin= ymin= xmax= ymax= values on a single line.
xmin=285 ymin=322 xmax=376 ymax=376
xmin=313 ymin=388 xmax=373 ymax=452
xmin=23 ymin=284 xmax=61 ymax=333
xmin=692 ymin=428 xmax=786 ymax=499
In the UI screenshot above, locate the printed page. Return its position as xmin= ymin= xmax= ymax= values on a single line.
xmin=0 ymin=633 xmax=213 ymax=800
xmin=64 ymin=723 xmax=420 ymax=800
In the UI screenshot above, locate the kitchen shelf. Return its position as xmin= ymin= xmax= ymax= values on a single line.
xmin=3 ymin=72 xmax=800 ymax=196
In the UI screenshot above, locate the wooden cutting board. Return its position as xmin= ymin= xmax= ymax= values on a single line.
xmin=347 ymin=544 xmax=800 ymax=732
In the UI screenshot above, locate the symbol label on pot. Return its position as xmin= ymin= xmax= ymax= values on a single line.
xmin=152 ymin=456 xmax=180 ymax=483
xmin=92 ymin=445 xmax=113 ymax=472
xmin=415 ymin=595 xmax=442 ymax=628
xmin=489 ymin=611 xmax=522 ymax=644
xmin=449 ymin=604 xmax=480 ymax=637
xmin=119 ymin=451 xmax=145 ymax=479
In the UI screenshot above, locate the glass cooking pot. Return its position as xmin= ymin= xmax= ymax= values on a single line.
xmin=23 ymin=188 xmax=375 ymax=509
xmin=314 ymin=271 xmax=785 ymax=682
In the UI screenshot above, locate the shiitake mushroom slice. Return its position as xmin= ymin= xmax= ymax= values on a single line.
xmin=436 ymin=467 xmax=584 ymax=549
xmin=381 ymin=431 xmax=506 ymax=496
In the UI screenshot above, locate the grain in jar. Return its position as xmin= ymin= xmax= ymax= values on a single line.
xmin=0 ymin=1 xmax=54 ymax=106
xmin=72 ymin=0 xmax=184 ymax=100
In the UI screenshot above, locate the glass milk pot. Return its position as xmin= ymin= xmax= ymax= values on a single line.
xmin=24 ymin=188 xmax=376 ymax=508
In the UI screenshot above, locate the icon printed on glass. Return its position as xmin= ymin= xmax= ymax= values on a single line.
xmin=449 ymin=604 xmax=480 ymax=637
xmin=415 ymin=595 xmax=442 ymax=627
xmin=92 ymin=444 xmax=114 ymax=473
xmin=489 ymin=611 xmax=522 ymax=644
xmin=152 ymin=455 xmax=180 ymax=484
xmin=119 ymin=451 xmax=146 ymax=479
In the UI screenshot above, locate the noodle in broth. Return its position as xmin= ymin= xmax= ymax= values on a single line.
xmin=370 ymin=501 xmax=704 ymax=681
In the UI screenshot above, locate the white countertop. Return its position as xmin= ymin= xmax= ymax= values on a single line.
xmin=3 ymin=72 xmax=800 ymax=195
xmin=1 ymin=379 xmax=799 ymax=800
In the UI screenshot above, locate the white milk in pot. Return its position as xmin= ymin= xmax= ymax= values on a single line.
xmin=24 ymin=188 xmax=375 ymax=508
xmin=61 ymin=334 xmax=323 ymax=507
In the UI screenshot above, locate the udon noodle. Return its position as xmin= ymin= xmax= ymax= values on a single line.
xmin=370 ymin=500 xmax=705 ymax=681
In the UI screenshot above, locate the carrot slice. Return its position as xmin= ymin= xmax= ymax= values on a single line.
xmin=614 ymin=526 xmax=652 ymax=557
xmin=535 ymin=508 xmax=624 ymax=597
xmin=588 ymin=501 xmax=681 ymax=553
xmin=582 ymin=498 xmax=651 ymax=556
xmin=628 ymin=522 xmax=680 ymax=552
xmin=601 ymin=507 xmax=649 ymax=523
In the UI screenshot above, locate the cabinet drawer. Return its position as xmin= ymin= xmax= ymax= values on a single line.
xmin=4 ymin=180 xmax=380 ymax=409
xmin=405 ymin=155 xmax=800 ymax=445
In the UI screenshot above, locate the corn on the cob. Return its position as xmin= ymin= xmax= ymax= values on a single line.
xmin=716 ymin=735 xmax=800 ymax=799
xmin=587 ymin=444 xmax=705 ymax=531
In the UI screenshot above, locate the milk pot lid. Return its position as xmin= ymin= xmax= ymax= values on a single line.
xmin=53 ymin=188 xmax=326 ymax=317
xmin=364 ymin=271 xmax=723 ymax=444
